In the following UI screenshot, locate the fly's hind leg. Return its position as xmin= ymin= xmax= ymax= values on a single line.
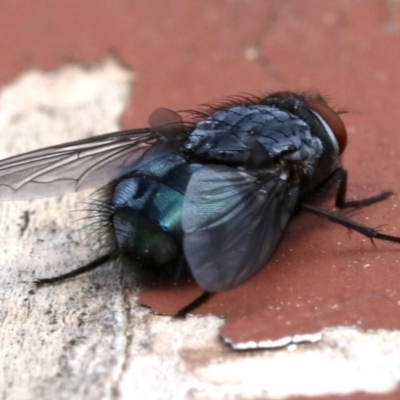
xmin=34 ymin=252 xmax=118 ymax=286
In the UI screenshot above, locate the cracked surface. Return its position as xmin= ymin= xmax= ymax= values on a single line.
xmin=0 ymin=60 xmax=134 ymax=400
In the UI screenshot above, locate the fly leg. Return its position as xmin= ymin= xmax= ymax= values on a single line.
xmin=301 ymin=204 xmax=400 ymax=244
xmin=332 ymin=167 xmax=392 ymax=209
xmin=174 ymin=291 xmax=213 ymax=318
xmin=34 ymin=252 xmax=118 ymax=286
xmin=301 ymin=166 xmax=400 ymax=242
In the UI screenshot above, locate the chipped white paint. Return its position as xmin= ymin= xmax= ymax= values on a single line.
xmin=223 ymin=331 xmax=323 ymax=350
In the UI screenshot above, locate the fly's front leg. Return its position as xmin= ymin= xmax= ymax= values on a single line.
xmin=333 ymin=167 xmax=392 ymax=209
xmin=300 ymin=168 xmax=400 ymax=245
xmin=301 ymin=204 xmax=400 ymax=244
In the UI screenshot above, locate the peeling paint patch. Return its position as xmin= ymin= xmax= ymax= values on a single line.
xmin=223 ymin=331 xmax=323 ymax=350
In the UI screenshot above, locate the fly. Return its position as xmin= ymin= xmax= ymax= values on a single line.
xmin=0 ymin=91 xmax=398 ymax=316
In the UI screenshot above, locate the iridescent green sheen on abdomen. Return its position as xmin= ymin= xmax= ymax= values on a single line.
xmin=112 ymin=152 xmax=201 ymax=266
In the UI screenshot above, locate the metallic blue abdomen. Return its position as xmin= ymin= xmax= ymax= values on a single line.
xmin=112 ymin=146 xmax=201 ymax=266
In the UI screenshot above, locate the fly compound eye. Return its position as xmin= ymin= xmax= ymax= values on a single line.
xmin=305 ymin=98 xmax=347 ymax=154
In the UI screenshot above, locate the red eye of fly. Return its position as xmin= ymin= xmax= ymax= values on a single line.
xmin=304 ymin=98 xmax=347 ymax=154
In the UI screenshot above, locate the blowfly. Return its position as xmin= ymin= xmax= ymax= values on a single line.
xmin=0 ymin=91 xmax=398 ymax=314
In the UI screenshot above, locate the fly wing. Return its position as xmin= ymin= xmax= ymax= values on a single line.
xmin=182 ymin=165 xmax=300 ymax=292
xmin=0 ymin=128 xmax=159 ymax=200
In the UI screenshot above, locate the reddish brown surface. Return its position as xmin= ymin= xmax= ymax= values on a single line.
xmin=137 ymin=1 xmax=400 ymax=350
xmin=2 ymin=0 xmax=400 ymax=365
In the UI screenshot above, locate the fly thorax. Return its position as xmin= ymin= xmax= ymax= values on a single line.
xmin=185 ymin=105 xmax=308 ymax=165
xmin=282 ymin=135 xmax=324 ymax=176
xmin=254 ymin=136 xmax=324 ymax=186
